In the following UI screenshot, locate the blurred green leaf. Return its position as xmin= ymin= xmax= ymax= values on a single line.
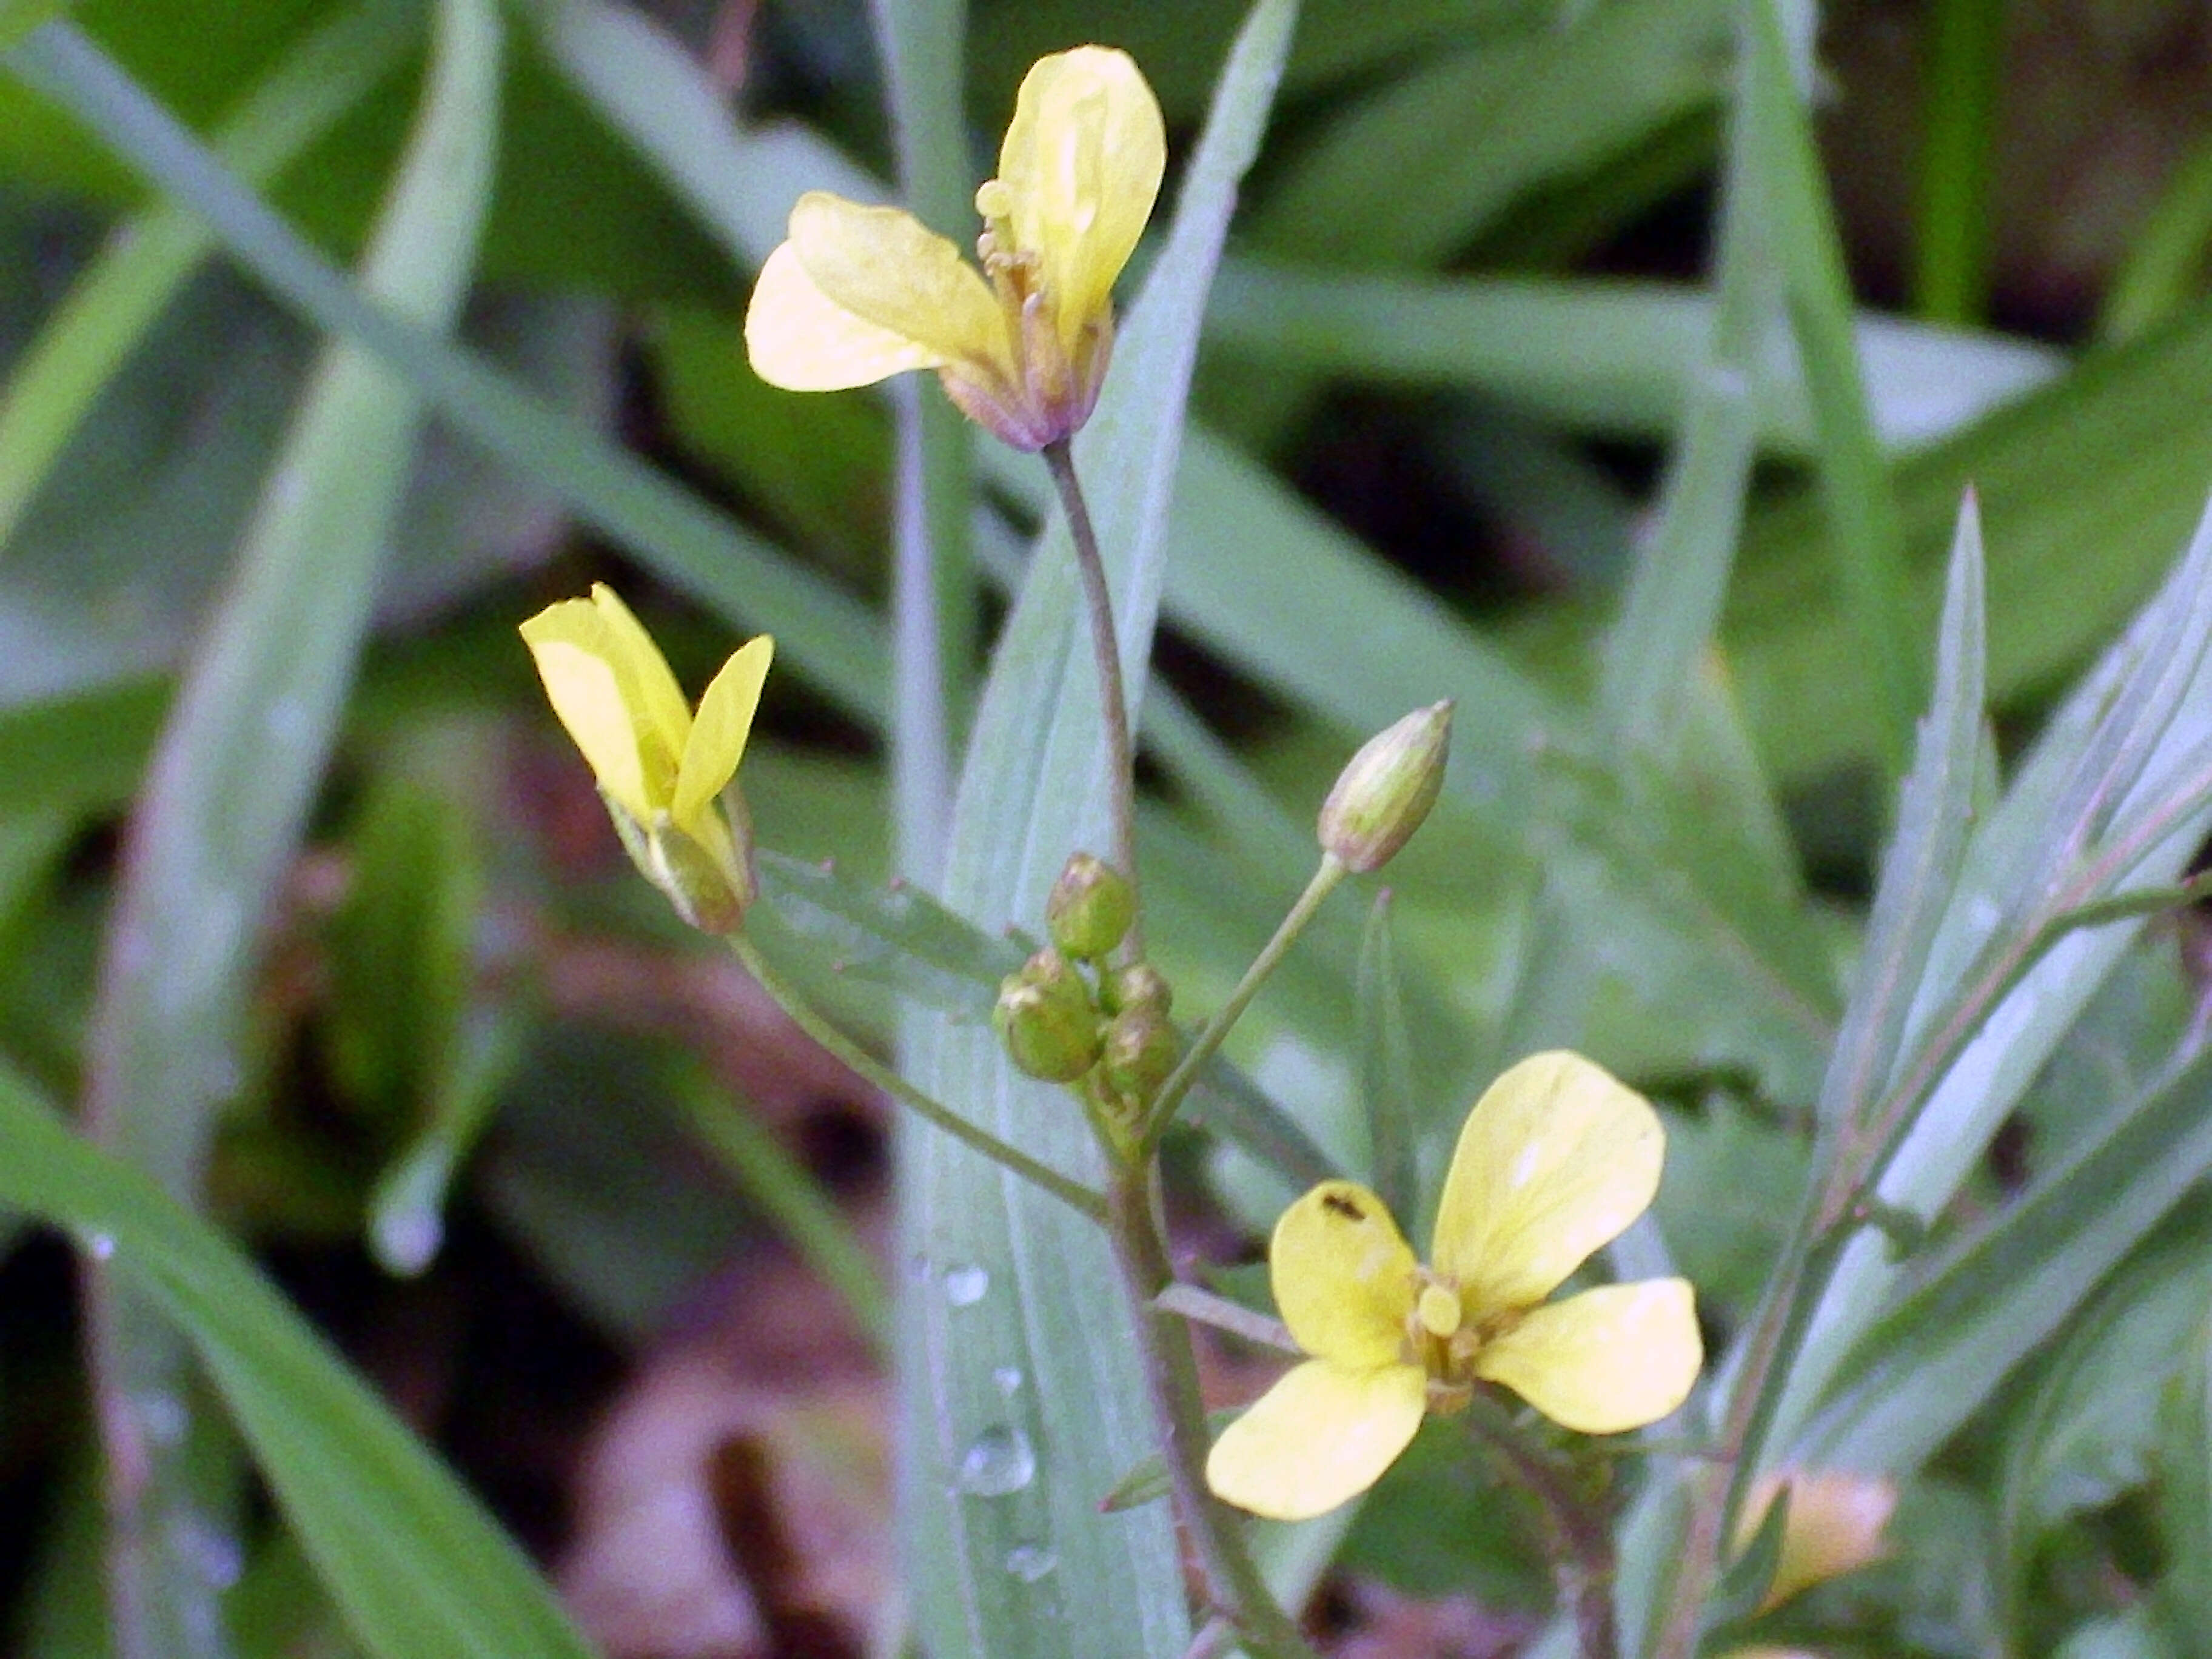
xmin=323 ymin=774 xmax=480 ymax=1121
xmin=0 ymin=0 xmax=417 ymax=554
xmin=662 ymin=1056 xmax=892 ymax=1358
xmin=1996 ymin=1238 xmax=2212 ymax=1646
xmin=1244 ymin=0 xmax=1728 ymax=269
xmin=1335 ymin=1418 xmax=1546 ymax=1607
xmin=1729 ymin=300 xmax=2212 ymax=783
xmin=0 ymin=1064 xmax=600 ymax=1659
xmin=0 ymin=0 xmax=63 ymax=51
xmin=2151 ymin=1296 xmax=2212 ymax=1651
xmin=62 ymin=0 xmax=499 ymax=1647
xmin=1652 ymin=1101 xmax=1811 ymax=1313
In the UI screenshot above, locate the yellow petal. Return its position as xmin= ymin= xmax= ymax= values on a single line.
xmin=746 ymin=240 xmax=949 ymax=392
xmin=1204 ymin=1359 xmax=1426 ymax=1522
xmin=1430 ymin=1051 xmax=1666 ymax=1313
xmin=995 ymin=46 xmax=1164 ymax=349
xmin=673 ymin=634 xmax=773 ymax=831
xmin=519 ymin=629 xmax=651 ymax=822
xmin=585 ymin=585 xmax=692 ymax=790
xmin=782 ymin=193 xmax=1007 ymax=376
xmin=1473 ymin=1279 xmax=1701 ymax=1434
xmin=1269 ymin=1181 xmax=1418 ymax=1369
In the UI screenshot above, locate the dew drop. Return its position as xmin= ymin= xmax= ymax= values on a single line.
xmin=80 ymin=1230 xmax=116 ymax=1262
xmin=957 ymin=1424 xmax=1035 ymax=1496
xmin=135 ymin=1390 xmax=189 ymax=1447
xmin=171 ymin=1512 xmax=243 ymax=1590
xmin=943 ymin=1263 xmax=990 ymax=1307
xmin=1005 ymin=1543 xmax=1057 ymax=1582
xmin=993 ymin=1365 xmax=1024 ymax=1397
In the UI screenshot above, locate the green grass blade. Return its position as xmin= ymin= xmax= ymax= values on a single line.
xmin=0 ymin=0 xmax=418 ymax=550
xmin=1817 ymin=494 xmax=1988 ymax=1130
xmin=868 ymin=0 xmax=974 ymax=874
xmin=1744 ymin=0 xmax=1920 ymax=785
xmin=0 ymin=1066 xmax=599 ymax=1659
xmin=64 ymin=3 xmax=498 ymax=1651
xmin=663 ymin=1058 xmax=893 ymax=1359
xmin=1910 ymin=0 xmax=2003 ymax=324
xmin=1728 ymin=298 xmax=2212 ymax=782
xmin=2 ymin=18 xmax=887 ymax=721
xmin=1773 ymin=503 xmax=2212 ymax=1459
xmin=1203 ymin=260 xmax=2060 ymax=454
xmin=2100 ymin=129 xmax=2212 ymax=345
xmin=1597 ymin=53 xmax=1768 ymax=755
xmin=897 ymin=8 xmax=1297 ymax=1656
xmin=1807 ymin=1044 xmax=2212 ymax=1472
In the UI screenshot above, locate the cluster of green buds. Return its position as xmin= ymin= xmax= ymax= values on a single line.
xmin=993 ymin=853 xmax=1176 ymax=1148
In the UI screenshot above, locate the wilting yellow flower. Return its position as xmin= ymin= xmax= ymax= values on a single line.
xmin=1205 ymin=1052 xmax=1701 ymax=1522
xmin=1738 ymin=1468 xmax=1899 ymax=1610
xmin=744 ymin=46 xmax=1164 ymax=451
xmin=520 ymin=585 xmax=772 ymax=933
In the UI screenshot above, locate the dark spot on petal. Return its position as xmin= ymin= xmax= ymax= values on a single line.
xmin=1322 ymin=1191 xmax=1364 ymax=1221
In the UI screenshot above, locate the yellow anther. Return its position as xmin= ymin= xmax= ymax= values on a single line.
xmin=1416 ymin=1282 xmax=1461 ymax=1339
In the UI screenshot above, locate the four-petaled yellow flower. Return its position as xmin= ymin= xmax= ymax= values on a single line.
xmin=1206 ymin=1051 xmax=1703 ymax=1522
xmin=520 ymin=585 xmax=773 ymax=934
xmin=744 ymin=45 xmax=1165 ymax=452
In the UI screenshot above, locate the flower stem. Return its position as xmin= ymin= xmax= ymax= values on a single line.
xmin=1463 ymin=1403 xmax=1618 ymax=1659
xmin=1042 ymin=438 xmax=1143 ymax=953
xmin=1138 ymin=855 xmax=1349 ymax=1157
xmin=725 ymin=933 xmax=1106 ymax=1223
xmin=1105 ymin=1166 xmax=1320 ymax=1659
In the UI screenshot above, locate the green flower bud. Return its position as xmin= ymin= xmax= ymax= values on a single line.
xmin=1318 ymin=700 xmax=1454 ymax=873
xmin=1099 ymin=1004 xmax=1179 ymax=1104
xmin=993 ymin=948 xmax=1103 ymax=1082
xmin=1104 ymin=962 xmax=1171 ymax=1018
xmin=1045 ymin=853 xmax=1137 ymax=960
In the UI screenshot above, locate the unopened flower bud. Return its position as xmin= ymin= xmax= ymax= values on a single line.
xmin=1737 ymin=1468 xmax=1898 ymax=1611
xmin=1046 ymin=853 xmax=1137 ymax=960
xmin=1105 ymin=962 xmax=1171 ymax=1018
xmin=1099 ymin=1004 xmax=1179 ymax=1103
xmin=993 ymin=948 xmax=1102 ymax=1082
xmin=1318 ymin=701 xmax=1453 ymax=873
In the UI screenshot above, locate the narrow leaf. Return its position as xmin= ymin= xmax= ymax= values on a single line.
xmin=0 ymin=1067 xmax=600 ymax=1659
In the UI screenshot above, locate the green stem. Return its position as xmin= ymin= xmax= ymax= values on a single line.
xmin=1106 ymin=1167 xmax=1319 ymax=1659
xmin=1139 ymin=856 xmax=1348 ymax=1157
xmin=725 ymin=933 xmax=1105 ymax=1224
xmin=1042 ymin=438 xmax=1144 ymax=953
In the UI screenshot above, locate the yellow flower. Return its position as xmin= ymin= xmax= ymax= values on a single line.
xmin=1205 ymin=1051 xmax=1703 ymax=1522
xmin=743 ymin=46 xmax=1165 ymax=452
xmin=1738 ymin=1468 xmax=1898 ymax=1611
xmin=519 ymin=585 xmax=773 ymax=934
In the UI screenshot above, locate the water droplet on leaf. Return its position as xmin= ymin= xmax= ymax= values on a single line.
xmin=957 ymin=1424 xmax=1035 ymax=1496
xmin=944 ymin=1263 xmax=990 ymax=1307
